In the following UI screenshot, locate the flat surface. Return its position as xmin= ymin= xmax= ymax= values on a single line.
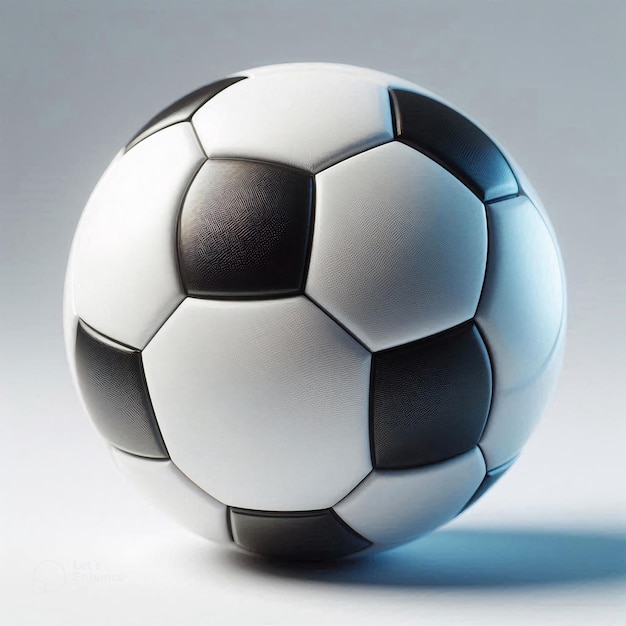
xmin=1 ymin=1 xmax=625 ymax=625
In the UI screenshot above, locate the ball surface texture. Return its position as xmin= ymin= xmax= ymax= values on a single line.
xmin=64 ymin=63 xmax=566 ymax=560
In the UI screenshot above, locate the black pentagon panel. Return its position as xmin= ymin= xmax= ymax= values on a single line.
xmin=229 ymin=508 xmax=371 ymax=561
xmin=75 ymin=320 xmax=167 ymax=458
xmin=125 ymin=76 xmax=246 ymax=151
xmin=371 ymin=322 xmax=492 ymax=469
xmin=460 ymin=454 xmax=518 ymax=513
xmin=389 ymin=88 xmax=518 ymax=202
xmin=178 ymin=159 xmax=314 ymax=298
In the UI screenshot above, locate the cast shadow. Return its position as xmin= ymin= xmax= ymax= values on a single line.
xmin=215 ymin=527 xmax=626 ymax=588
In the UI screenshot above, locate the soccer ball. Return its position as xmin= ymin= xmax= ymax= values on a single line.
xmin=64 ymin=63 xmax=565 ymax=560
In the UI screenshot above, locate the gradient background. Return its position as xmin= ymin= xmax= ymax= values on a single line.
xmin=1 ymin=1 xmax=625 ymax=624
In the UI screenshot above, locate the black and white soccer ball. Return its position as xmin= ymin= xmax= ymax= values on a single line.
xmin=64 ymin=63 xmax=566 ymax=560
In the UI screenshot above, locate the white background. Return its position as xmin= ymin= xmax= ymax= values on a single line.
xmin=1 ymin=1 xmax=625 ymax=624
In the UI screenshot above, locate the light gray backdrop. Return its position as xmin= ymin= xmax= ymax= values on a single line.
xmin=1 ymin=1 xmax=625 ymax=625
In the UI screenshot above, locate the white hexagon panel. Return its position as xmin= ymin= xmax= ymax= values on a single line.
xmin=335 ymin=447 xmax=486 ymax=548
xmin=192 ymin=68 xmax=394 ymax=173
xmin=307 ymin=140 xmax=488 ymax=352
xmin=476 ymin=195 xmax=565 ymax=469
xmin=142 ymin=296 xmax=372 ymax=512
xmin=69 ymin=123 xmax=204 ymax=350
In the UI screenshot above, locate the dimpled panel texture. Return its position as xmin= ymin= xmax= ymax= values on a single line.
xmin=307 ymin=141 xmax=487 ymax=352
xmin=75 ymin=321 xmax=167 ymax=458
xmin=178 ymin=159 xmax=313 ymax=297
xmin=390 ymin=88 xmax=519 ymax=202
xmin=126 ymin=76 xmax=245 ymax=151
xmin=335 ymin=448 xmax=485 ymax=546
xmin=192 ymin=69 xmax=393 ymax=173
xmin=72 ymin=123 xmax=204 ymax=349
xmin=371 ymin=323 xmax=492 ymax=468
xmin=110 ymin=448 xmax=230 ymax=543
xmin=142 ymin=296 xmax=372 ymax=511
xmin=229 ymin=508 xmax=370 ymax=561
xmin=476 ymin=196 xmax=565 ymax=468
